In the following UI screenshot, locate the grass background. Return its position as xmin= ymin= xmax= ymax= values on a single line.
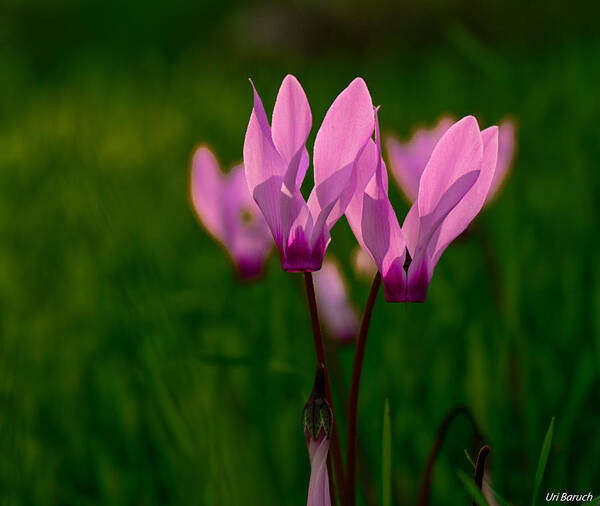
xmin=1 ymin=0 xmax=599 ymax=504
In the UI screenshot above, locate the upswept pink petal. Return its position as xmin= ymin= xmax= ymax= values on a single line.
xmin=346 ymin=110 xmax=408 ymax=300
xmin=386 ymin=116 xmax=454 ymax=202
xmin=344 ymin=139 xmax=379 ymax=252
xmin=345 ymin=109 xmax=388 ymax=252
xmin=314 ymin=78 xmax=374 ymax=187
xmin=243 ymin=81 xmax=288 ymax=248
xmin=431 ymin=126 xmax=498 ymax=266
xmin=272 ymin=75 xmax=312 ymax=165
xmin=405 ymin=169 xmax=480 ymax=294
xmin=306 ymin=436 xmax=331 ymax=506
xmin=190 ymin=146 xmax=225 ymax=240
xmin=244 ymin=81 xmax=287 ymax=190
xmin=417 ymin=116 xmax=483 ymax=217
xmin=361 ymin=112 xmax=406 ymax=279
xmin=362 ymin=187 xmax=407 ymax=301
xmin=390 ymin=167 xmax=479 ymax=301
xmin=401 ymin=123 xmax=495 ymax=300
xmin=307 ymin=155 xmax=356 ymax=247
xmin=486 ymin=119 xmax=516 ymax=203
xmin=313 ymin=259 xmax=358 ymax=341
xmin=310 ymin=78 xmax=375 ymax=238
xmin=252 ymin=178 xmax=285 ymax=251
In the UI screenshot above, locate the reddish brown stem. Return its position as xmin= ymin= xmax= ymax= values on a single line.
xmin=327 ymin=459 xmax=337 ymax=506
xmin=345 ymin=272 xmax=381 ymax=506
xmin=326 ymin=339 xmax=377 ymax=506
xmin=303 ymin=272 xmax=345 ymax=504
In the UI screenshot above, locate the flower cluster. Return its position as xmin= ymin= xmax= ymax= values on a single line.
xmin=189 ymin=73 xmax=516 ymax=506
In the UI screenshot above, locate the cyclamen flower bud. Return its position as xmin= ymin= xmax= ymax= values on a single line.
xmin=302 ymin=365 xmax=332 ymax=506
xmin=303 ymin=365 xmax=333 ymax=440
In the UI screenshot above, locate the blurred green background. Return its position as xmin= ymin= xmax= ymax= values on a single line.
xmin=1 ymin=0 xmax=599 ymax=504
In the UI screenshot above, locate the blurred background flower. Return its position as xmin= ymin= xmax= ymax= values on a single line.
xmin=352 ymin=247 xmax=378 ymax=281
xmin=190 ymin=146 xmax=272 ymax=279
xmin=0 ymin=0 xmax=598 ymax=504
xmin=313 ymin=258 xmax=359 ymax=342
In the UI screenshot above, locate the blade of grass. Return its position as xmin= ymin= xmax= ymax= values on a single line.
xmin=458 ymin=470 xmax=491 ymax=506
xmin=382 ymin=399 xmax=392 ymax=506
xmin=531 ymin=417 xmax=555 ymax=506
xmin=464 ymin=449 xmax=476 ymax=469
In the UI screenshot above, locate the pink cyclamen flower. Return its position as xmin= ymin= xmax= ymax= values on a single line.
xmin=190 ymin=146 xmax=272 ymax=279
xmin=387 ymin=116 xmax=515 ymax=205
xmin=346 ymin=114 xmax=498 ymax=302
xmin=303 ymin=366 xmax=332 ymax=506
xmin=243 ymin=74 xmax=375 ymax=272
xmin=313 ymin=259 xmax=358 ymax=342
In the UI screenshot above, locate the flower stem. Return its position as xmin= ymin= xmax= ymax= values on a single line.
xmin=303 ymin=272 xmax=346 ymax=504
xmin=345 ymin=271 xmax=381 ymax=506
xmin=473 ymin=445 xmax=491 ymax=506
xmin=327 ymin=459 xmax=337 ymax=506
xmin=325 ymin=339 xmax=377 ymax=506
xmin=416 ymin=405 xmax=483 ymax=506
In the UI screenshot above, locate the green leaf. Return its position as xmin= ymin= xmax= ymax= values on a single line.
xmin=457 ymin=470 xmax=491 ymax=506
xmin=382 ymin=399 xmax=392 ymax=506
xmin=531 ymin=417 xmax=555 ymax=506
